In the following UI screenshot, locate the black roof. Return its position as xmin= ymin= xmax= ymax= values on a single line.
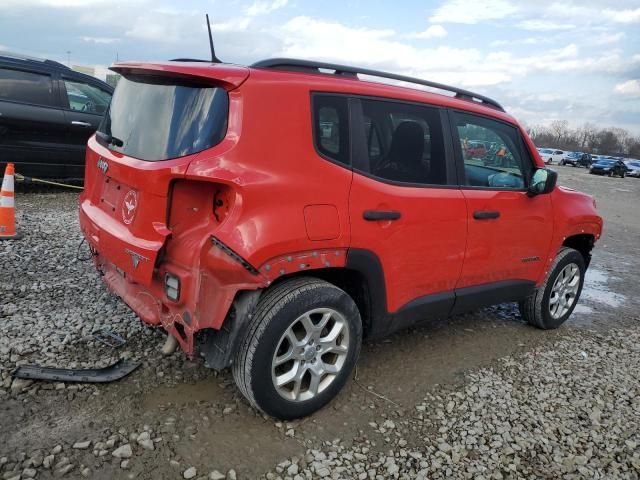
xmin=0 ymin=51 xmax=113 ymax=91
xmin=0 ymin=51 xmax=70 ymax=71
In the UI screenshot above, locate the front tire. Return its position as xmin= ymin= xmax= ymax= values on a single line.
xmin=232 ymin=277 xmax=362 ymax=419
xmin=519 ymin=247 xmax=586 ymax=330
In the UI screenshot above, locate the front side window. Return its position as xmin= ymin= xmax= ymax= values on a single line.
xmin=354 ymin=98 xmax=447 ymax=185
xmin=63 ymin=79 xmax=111 ymax=115
xmin=0 ymin=68 xmax=54 ymax=106
xmin=312 ymin=95 xmax=349 ymax=165
xmin=98 ymin=74 xmax=229 ymax=161
xmin=454 ymin=112 xmax=532 ymax=190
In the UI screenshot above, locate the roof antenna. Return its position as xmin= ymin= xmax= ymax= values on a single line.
xmin=206 ymin=14 xmax=221 ymax=63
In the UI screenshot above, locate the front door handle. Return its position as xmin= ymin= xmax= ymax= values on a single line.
xmin=363 ymin=210 xmax=401 ymax=221
xmin=71 ymin=121 xmax=92 ymax=128
xmin=473 ymin=210 xmax=500 ymax=220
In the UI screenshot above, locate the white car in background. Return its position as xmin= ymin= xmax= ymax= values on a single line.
xmin=537 ymin=148 xmax=567 ymax=165
xmin=624 ymin=159 xmax=640 ymax=177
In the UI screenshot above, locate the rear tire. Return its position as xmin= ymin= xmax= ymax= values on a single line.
xmin=519 ymin=247 xmax=586 ymax=330
xmin=232 ymin=277 xmax=362 ymax=419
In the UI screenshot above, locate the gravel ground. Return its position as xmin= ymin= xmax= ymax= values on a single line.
xmin=263 ymin=329 xmax=640 ymax=480
xmin=1 ymin=166 xmax=639 ymax=479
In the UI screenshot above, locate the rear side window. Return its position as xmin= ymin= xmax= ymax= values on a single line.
xmin=0 ymin=68 xmax=54 ymax=106
xmin=98 ymin=75 xmax=229 ymax=161
xmin=312 ymin=95 xmax=349 ymax=165
xmin=354 ymin=98 xmax=448 ymax=185
xmin=63 ymin=78 xmax=111 ymax=115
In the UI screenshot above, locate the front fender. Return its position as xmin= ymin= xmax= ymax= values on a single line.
xmin=539 ymin=187 xmax=603 ymax=282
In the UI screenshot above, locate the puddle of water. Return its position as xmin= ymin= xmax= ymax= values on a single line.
xmin=581 ymin=268 xmax=626 ymax=308
xmin=573 ymin=304 xmax=593 ymax=315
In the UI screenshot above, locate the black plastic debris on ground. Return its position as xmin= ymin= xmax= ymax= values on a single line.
xmin=12 ymin=359 xmax=140 ymax=383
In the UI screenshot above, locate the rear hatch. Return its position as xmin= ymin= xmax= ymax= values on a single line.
xmin=80 ymin=62 xmax=248 ymax=285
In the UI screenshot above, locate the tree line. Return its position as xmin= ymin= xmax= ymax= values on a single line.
xmin=526 ymin=121 xmax=640 ymax=158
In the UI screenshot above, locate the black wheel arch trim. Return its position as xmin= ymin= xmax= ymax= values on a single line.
xmin=345 ymin=248 xmax=389 ymax=337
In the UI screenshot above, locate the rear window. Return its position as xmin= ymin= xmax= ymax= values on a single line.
xmin=98 ymin=75 xmax=229 ymax=161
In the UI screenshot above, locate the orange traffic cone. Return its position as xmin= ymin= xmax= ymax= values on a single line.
xmin=0 ymin=163 xmax=21 ymax=240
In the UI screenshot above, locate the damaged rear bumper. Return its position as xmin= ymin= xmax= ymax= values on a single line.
xmin=81 ymin=198 xmax=268 ymax=358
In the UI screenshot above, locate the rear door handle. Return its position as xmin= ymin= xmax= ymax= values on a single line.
xmin=71 ymin=121 xmax=92 ymax=128
xmin=363 ymin=210 xmax=401 ymax=221
xmin=473 ymin=210 xmax=500 ymax=220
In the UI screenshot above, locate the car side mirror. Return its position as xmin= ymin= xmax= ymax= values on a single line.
xmin=527 ymin=168 xmax=557 ymax=197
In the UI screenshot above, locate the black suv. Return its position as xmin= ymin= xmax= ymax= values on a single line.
xmin=0 ymin=52 xmax=113 ymax=179
xmin=562 ymin=152 xmax=592 ymax=168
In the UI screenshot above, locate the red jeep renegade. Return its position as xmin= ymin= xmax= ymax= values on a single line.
xmin=79 ymin=58 xmax=603 ymax=419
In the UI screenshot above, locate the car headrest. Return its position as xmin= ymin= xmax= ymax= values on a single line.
xmin=388 ymin=121 xmax=424 ymax=166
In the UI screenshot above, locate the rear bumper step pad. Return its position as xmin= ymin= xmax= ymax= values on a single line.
xmin=12 ymin=359 xmax=140 ymax=383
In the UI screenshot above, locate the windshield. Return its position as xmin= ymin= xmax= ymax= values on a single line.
xmin=98 ymin=74 xmax=229 ymax=161
xmin=596 ymin=159 xmax=615 ymax=165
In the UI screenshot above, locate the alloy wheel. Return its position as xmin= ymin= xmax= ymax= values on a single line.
xmin=271 ymin=308 xmax=350 ymax=402
xmin=549 ymin=263 xmax=581 ymax=319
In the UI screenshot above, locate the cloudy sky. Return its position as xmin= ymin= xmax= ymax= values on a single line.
xmin=1 ymin=0 xmax=639 ymax=132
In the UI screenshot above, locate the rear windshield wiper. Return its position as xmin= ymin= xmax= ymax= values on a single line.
xmin=96 ymin=131 xmax=124 ymax=147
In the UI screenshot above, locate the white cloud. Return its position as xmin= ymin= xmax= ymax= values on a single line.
xmin=517 ymin=20 xmax=576 ymax=31
xmin=603 ymin=7 xmax=640 ymax=23
xmin=614 ymin=80 xmax=640 ymax=96
xmin=593 ymin=32 xmax=625 ymax=45
xmin=427 ymin=2 xmax=640 ymax=28
xmin=212 ymin=17 xmax=251 ymax=32
xmin=246 ymin=0 xmax=288 ymax=17
xmin=80 ymin=36 xmax=118 ymax=44
xmin=429 ymin=0 xmax=518 ymax=24
xmin=533 ymin=3 xmax=640 ymax=26
xmin=274 ymin=17 xmax=640 ymax=91
xmin=124 ymin=11 xmax=200 ymax=43
xmin=277 ymin=16 xmax=502 ymax=86
xmin=411 ymin=25 xmax=448 ymax=39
